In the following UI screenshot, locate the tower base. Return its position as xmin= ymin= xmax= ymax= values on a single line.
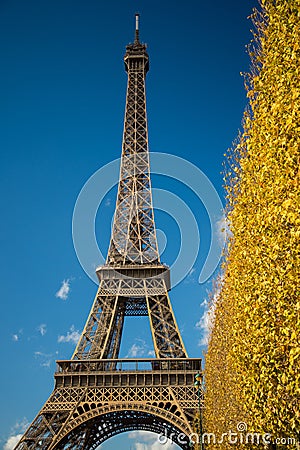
xmin=15 ymin=358 xmax=202 ymax=450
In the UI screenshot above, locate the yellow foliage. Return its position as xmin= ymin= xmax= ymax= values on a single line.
xmin=204 ymin=0 xmax=300 ymax=449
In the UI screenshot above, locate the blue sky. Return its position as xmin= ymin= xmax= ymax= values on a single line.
xmin=0 ymin=0 xmax=255 ymax=448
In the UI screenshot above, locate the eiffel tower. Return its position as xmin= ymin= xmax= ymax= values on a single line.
xmin=14 ymin=15 xmax=202 ymax=450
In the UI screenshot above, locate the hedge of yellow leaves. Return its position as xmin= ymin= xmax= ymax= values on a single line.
xmin=204 ymin=1 xmax=300 ymax=449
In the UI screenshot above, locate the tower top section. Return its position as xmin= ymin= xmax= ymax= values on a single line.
xmin=107 ymin=13 xmax=158 ymax=265
xmin=124 ymin=13 xmax=149 ymax=73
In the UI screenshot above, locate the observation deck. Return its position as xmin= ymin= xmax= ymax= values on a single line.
xmin=55 ymin=358 xmax=202 ymax=389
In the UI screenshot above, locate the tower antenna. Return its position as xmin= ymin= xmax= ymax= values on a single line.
xmin=135 ymin=13 xmax=140 ymax=43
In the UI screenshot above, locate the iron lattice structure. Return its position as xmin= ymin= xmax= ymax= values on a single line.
xmin=14 ymin=15 xmax=202 ymax=450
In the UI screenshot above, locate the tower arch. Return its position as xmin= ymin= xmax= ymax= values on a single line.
xmin=54 ymin=407 xmax=191 ymax=450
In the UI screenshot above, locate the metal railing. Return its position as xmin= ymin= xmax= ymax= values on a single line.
xmin=56 ymin=358 xmax=202 ymax=374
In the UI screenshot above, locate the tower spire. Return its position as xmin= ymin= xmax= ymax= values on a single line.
xmin=135 ymin=13 xmax=140 ymax=43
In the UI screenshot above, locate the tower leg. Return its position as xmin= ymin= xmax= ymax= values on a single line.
xmin=146 ymin=289 xmax=187 ymax=358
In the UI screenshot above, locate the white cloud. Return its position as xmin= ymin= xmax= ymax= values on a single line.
xmin=200 ymin=299 xmax=208 ymax=308
xmin=125 ymin=339 xmax=156 ymax=358
xmin=196 ymin=308 xmax=212 ymax=346
xmin=196 ymin=289 xmax=220 ymax=346
xmin=34 ymin=351 xmax=52 ymax=368
xmin=58 ymin=325 xmax=81 ymax=345
xmin=4 ymin=418 xmax=29 ymax=450
xmin=149 ymin=442 xmax=176 ymax=450
xmin=128 ymin=431 xmax=178 ymax=450
xmin=12 ymin=418 xmax=28 ymax=434
xmin=105 ymin=198 xmax=111 ymax=207
xmin=37 ymin=324 xmax=47 ymax=336
xmin=215 ymin=215 xmax=231 ymax=247
xmin=126 ymin=338 xmax=155 ymax=358
xmin=12 ymin=329 xmax=23 ymax=342
xmin=42 ymin=360 xmax=51 ymax=368
xmin=55 ymin=279 xmax=70 ymax=300
xmin=127 ymin=343 xmax=145 ymax=358
xmin=128 ymin=431 xmax=155 ymax=441
xmin=4 ymin=434 xmax=23 ymax=450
